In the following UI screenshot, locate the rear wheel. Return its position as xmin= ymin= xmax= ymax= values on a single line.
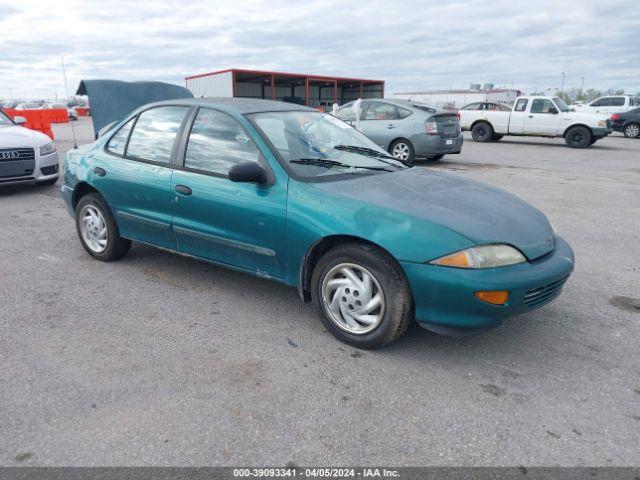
xmin=426 ymin=154 xmax=444 ymax=161
xmin=36 ymin=176 xmax=58 ymax=186
xmin=565 ymin=126 xmax=592 ymax=148
xmin=75 ymin=193 xmax=131 ymax=261
xmin=389 ymin=139 xmax=415 ymax=164
xmin=471 ymin=122 xmax=493 ymax=142
xmin=311 ymin=243 xmax=413 ymax=349
xmin=623 ymin=122 xmax=640 ymax=138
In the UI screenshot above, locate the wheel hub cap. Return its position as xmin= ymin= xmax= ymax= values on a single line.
xmin=80 ymin=205 xmax=108 ymax=253
xmin=321 ymin=263 xmax=385 ymax=335
xmin=392 ymin=143 xmax=409 ymax=161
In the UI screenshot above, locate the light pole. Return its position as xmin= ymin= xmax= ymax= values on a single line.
xmin=560 ymin=72 xmax=565 ymax=93
xmin=580 ymin=77 xmax=584 ymax=93
xmin=8 ymin=87 xmax=12 ymax=99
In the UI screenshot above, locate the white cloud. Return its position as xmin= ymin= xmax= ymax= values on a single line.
xmin=0 ymin=0 xmax=638 ymax=100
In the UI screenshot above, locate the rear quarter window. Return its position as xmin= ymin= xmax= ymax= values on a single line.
xmin=106 ymin=118 xmax=135 ymax=156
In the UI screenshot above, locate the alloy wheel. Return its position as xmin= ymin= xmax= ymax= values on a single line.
xmin=321 ymin=263 xmax=386 ymax=335
xmin=624 ymin=124 xmax=639 ymax=138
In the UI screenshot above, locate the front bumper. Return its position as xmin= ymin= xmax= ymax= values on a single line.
xmin=400 ymin=236 xmax=575 ymax=334
xmin=0 ymin=150 xmax=59 ymax=186
xmin=592 ymin=127 xmax=612 ymax=139
xmin=410 ymin=132 xmax=463 ymax=157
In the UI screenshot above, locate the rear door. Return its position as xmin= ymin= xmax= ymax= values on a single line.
xmin=96 ymin=105 xmax=190 ymax=249
xmin=507 ymin=98 xmax=529 ymax=134
xmin=359 ymin=101 xmax=401 ymax=149
xmin=170 ymin=107 xmax=287 ymax=279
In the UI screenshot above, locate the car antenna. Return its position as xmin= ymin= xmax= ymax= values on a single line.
xmin=61 ymin=56 xmax=78 ymax=149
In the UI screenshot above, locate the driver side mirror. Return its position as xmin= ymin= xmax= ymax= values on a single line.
xmin=229 ymin=162 xmax=267 ymax=184
xmin=549 ymin=107 xmax=559 ymax=114
xmin=13 ymin=116 xmax=27 ymax=125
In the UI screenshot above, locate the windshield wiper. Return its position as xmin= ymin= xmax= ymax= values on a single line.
xmin=333 ymin=145 xmax=407 ymax=166
xmin=290 ymin=158 xmax=393 ymax=172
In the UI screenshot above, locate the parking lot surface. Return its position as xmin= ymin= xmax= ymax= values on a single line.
xmin=1 ymin=118 xmax=639 ymax=466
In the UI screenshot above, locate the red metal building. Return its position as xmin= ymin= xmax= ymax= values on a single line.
xmin=185 ymin=68 xmax=384 ymax=108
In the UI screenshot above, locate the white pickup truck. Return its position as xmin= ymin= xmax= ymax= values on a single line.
xmin=460 ymin=96 xmax=612 ymax=148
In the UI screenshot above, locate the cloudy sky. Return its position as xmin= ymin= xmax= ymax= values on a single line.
xmin=1 ymin=0 xmax=638 ymax=100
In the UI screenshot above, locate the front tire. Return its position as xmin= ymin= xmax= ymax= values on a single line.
xmin=471 ymin=122 xmax=494 ymax=142
xmin=75 ymin=193 xmax=131 ymax=261
xmin=389 ymin=139 xmax=415 ymax=164
xmin=311 ymin=243 xmax=413 ymax=349
xmin=623 ymin=122 xmax=640 ymax=138
xmin=565 ymin=126 xmax=592 ymax=148
xmin=36 ymin=176 xmax=59 ymax=186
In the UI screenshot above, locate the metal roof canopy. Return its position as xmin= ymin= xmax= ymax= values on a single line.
xmin=185 ymin=68 xmax=384 ymax=107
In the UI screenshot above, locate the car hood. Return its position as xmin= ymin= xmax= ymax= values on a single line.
xmin=566 ymin=111 xmax=608 ymax=123
xmin=312 ymin=168 xmax=556 ymax=260
xmin=0 ymin=125 xmax=50 ymax=148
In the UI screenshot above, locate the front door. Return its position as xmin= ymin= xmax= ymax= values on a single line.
xmin=524 ymin=98 xmax=562 ymax=135
xmin=95 ymin=106 xmax=189 ymax=249
xmin=170 ymin=108 xmax=287 ymax=279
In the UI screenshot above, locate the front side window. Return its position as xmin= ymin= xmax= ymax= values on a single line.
xmin=551 ymin=97 xmax=571 ymax=112
xmin=250 ymin=111 xmax=408 ymax=180
xmin=531 ymin=99 xmax=556 ymax=114
xmin=0 ymin=110 xmax=13 ymax=126
xmin=363 ymin=102 xmax=397 ymax=120
xmin=610 ymin=97 xmax=625 ymax=107
xmin=514 ymin=99 xmax=528 ymax=112
xmin=334 ymin=102 xmax=357 ymax=121
xmin=126 ymin=106 xmax=188 ymax=164
xmin=185 ymin=109 xmax=260 ymax=175
xmin=106 ymin=118 xmax=135 ymax=155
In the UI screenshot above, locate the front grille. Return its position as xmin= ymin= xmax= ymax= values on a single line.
xmin=40 ymin=164 xmax=59 ymax=176
xmin=524 ymin=276 xmax=569 ymax=307
xmin=606 ymin=119 xmax=612 ymax=128
xmin=0 ymin=148 xmax=35 ymax=162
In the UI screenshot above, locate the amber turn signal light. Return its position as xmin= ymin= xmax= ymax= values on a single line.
xmin=474 ymin=290 xmax=509 ymax=305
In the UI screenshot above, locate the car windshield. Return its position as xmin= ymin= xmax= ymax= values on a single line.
xmin=0 ymin=111 xmax=14 ymax=126
xmin=552 ymin=97 xmax=571 ymax=112
xmin=249 ymin=111 xmax=409 ymax=179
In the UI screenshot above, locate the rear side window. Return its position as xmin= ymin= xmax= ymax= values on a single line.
xmin=126 ymin=106 xmax=188 ymax=164
xmin=184 ymin=108 xmax=260 ymax=175
xmin=610 ymin=97 xmax=625 ymax=107
xmin=462 ymin=103 xmax=481 ymax=110
xmin=514 ymin=99 xmax=528 ymax=111
xmin=397 ymin=106 xmax=412 ymax=119
xmin=106 ymin=118 xmax=134 ymax=156
xmin=363 ymin=102 xmax=398 ymax=120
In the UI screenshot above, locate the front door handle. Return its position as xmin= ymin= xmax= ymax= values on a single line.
xmin=93 ymin=167 xmax=106 ymax=177
xmin=528 ymin=115 xmax=534 ymax=118
xmin=387 ymin=124 xmax=396 ymax=129
xmin=175 ymin=185 xmax=192 ymax=196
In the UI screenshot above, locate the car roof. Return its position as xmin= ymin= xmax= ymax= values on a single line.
xmin=143 ymin=97 xmax=315 ymax=114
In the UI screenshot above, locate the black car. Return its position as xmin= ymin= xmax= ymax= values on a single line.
xmin=611 ymin=107 xmax=640 ymax=138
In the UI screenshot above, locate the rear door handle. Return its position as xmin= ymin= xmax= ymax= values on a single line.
xmin=175 ymin=185 xmax=192 ymax=196
xmin=93 ymin=167 xmax=106 ymax=177
xmin=387 ymin=124 xmax=396 ymax=129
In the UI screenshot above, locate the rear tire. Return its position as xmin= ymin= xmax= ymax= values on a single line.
xmin=471 ymin=122 xmax=494 ymax=142
xmin=426 ymin=154 xmax=444 ymax=161
xmin=565 ymin=126 xmax=592 ymax=148
xmin=36 ymin=176 xmax=59 ymax=186
xmin=311 ymin=243 xmax=413 ymax=349
xmin=75 ymin=193 xmax=131 ymax=261
xmin=389 ymin=139 xmax=415 ymax=165
xmin=623 ymin=122 xmax=640 ymax=138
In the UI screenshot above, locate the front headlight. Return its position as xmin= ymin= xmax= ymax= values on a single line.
xmin=39 ymin=142 xmax=56 ymax=156
xmin=598 ymin=120 xmax=606 ymax=127
xmin=429 ymin=244 xmax=526 ymax=269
